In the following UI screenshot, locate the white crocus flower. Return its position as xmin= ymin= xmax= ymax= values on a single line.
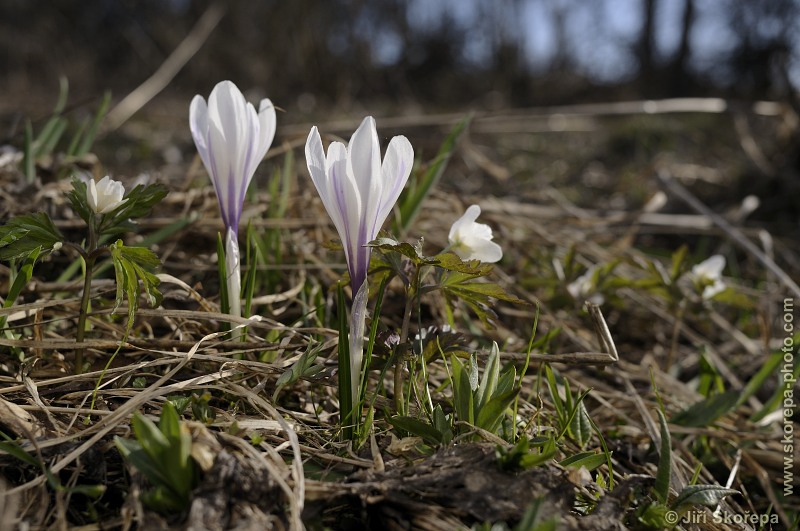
xmin=88 ymin=176 xmax=127 ymax=214
xmin=305 ymin=116 xmax=414 ymax=406
xmin=689 ymin=254 xmax=726 ymax=299
xmin=448 ymin=205 xmax=502 ymax=263
xmin=190 ymin=80 xmax=276 ymax=321
xmin=305 ymin=116 xmax=414 ymax=293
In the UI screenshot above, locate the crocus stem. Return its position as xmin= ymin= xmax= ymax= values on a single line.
xmin=225 ymin=227 xmax=243 ymax=340
xmin=348 ymin=280 xmax=369 ymax=411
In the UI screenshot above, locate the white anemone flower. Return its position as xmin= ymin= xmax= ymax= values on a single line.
xmin=689 ymin=254 xmax=726 ymax=299
xmin=567 ymin=266 xmax=605 ymax=305
xmin=88 ymin=176 xmax=127 ymax=214
xmin=190 ymin=80 xmax=276 ymax=321
xmin=448 ymin=205 xmax=502 ymax=263
xmin=305 ymin=116 xmax=414 ymax=405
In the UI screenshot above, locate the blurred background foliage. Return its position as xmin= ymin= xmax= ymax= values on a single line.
xmin=0 ymin=0 xmax=797 ymax=114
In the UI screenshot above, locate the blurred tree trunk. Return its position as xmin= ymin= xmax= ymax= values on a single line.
xmin=636 ymin=0 xmax=657 ymax=95
xmin=669 ymin=0 xmax=695 ymax=95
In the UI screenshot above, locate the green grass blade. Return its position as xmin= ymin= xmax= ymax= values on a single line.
xmin=360 ymin=274 xmax=388 ymax=403
xmin=53 ymin=76 xmax=69 ymax=115
xmin=76 ymin=90 xmax=111 ymax=155
xmin=654 ymin=409 xmax=672 ymax=504
xmin=337 ymin=282 xmax=354 ymax=441
xmin=23 ymin=119 xmax=35 ymax=183
xmin=65 ymin=118 xmax=89 ymax=157
xmin=242 ymin=222 xmax=258 ymax=319
xmin=396 ymin=115 xmax=470 ymax=234
xmin=37 ymin=117 xmax=67 ymax=157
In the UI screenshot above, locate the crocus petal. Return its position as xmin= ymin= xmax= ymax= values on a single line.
xmin=305 ymin=126 xmax=331 ymax=210
xmin=189 ymin=95 xmax=210 ymax=162
xmin=329 ymin=142 xmax=365 ymax=286
xmin=377 ymin=135 xmax=414 ymax=228
xmin=347 ymin=117 xmax=382 ymax=240
xmin=256 ymin=99 xmax=277 ymax=162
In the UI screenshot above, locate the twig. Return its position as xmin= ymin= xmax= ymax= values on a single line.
xmin=104 ymin=2 xmax=226 ymax=131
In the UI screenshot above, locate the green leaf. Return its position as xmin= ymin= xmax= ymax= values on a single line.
xmin=99 ymin=182 xmax=169 ymax=236
xmin=388 ymin=415 xmax=445 ymax=446
xmin=336 ymin=282 xmax=354 ymax=441
xmin=132 ymin=412 xmax=169 ymax=457
xmin=159 ymin=402 xmax=194 ymax=496
xmin=39 ymin=118 xmax=68 ymax=157
xmin=515 ymin=497 xmax=559 ymax=531
xmin=654 ymin=410 xmax=672 ymax=504
xmin=3 ymin=247 xmax=41 ymax=312
xmin=140 ymin=484 xmax=187 ymax=514
xmin=368 ymin=237 xmax=437 ymax=266
xmin=440 ymin=272 xmax=527 ymax=329
xmin=519 ymin=436 xmax=558 ymax=468
xmin=0 ymin=213 xmax=63 ymax=262
xmin=671 ymin=485 xmax=739 ymax=511
xmin=396 ymin=115 xmax=470 ymax=233
xmin=568 ymin=398 xmax=592 ymax=448
xmin=432 ymin=252 xmax=492 ymax=275
xmin=109 ymin=240 xmax=162 ymax=330
xmin=431 ymin=404 xmax=453 ymax=445
xmin=65 ymin=178 xmax=93 ymax=226
xmin=544 ymin=365 xmax=566 ymax=422
xmin=559 ymin=451 xmax=610 ymax=471
xmin=475 ymin=342 xmax=501 ymax=413
xmin=637 ymin=503 xmax=670 ymax=529
xmin=158 ymin=401 xmax=181 ymax=440
xmin=75 ymin=91 xmax=111 ymax=156
xmin=450 ymin=354 xmax=475 ymax=425
xmin=751 ymin=339 xmax=800 ymax=422
xmin=496 ymin=365 xmax=517 ymax=397
xmin=273 ymin=344 xmax=324 ymax=400
xmin=476 ymin=387 xmax=519 ymax=433
xmin=22 ymin=120 xmax=35 ymax=183
xmin=496 ymin=435 xmax=530 ymax=471
xmin=115 ymin=404 xmax=197 ymax=514
xmin=671 ymin=390 xmax=739 ymax=427
xmin=0 ymin=440 xmax=41 ymax=468
xmin=670 ymin=245 xmax=689 ymax=281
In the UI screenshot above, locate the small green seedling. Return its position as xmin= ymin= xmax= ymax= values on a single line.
xmin=114 ymin=402 xmax=198 ymax=514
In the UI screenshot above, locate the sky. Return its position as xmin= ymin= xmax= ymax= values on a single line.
xmin=399 ymin=0 xmax=799 ymax=88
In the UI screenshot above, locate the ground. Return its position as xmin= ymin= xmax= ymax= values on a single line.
xmin=0 ymin=99 xmax=798 ymax=530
